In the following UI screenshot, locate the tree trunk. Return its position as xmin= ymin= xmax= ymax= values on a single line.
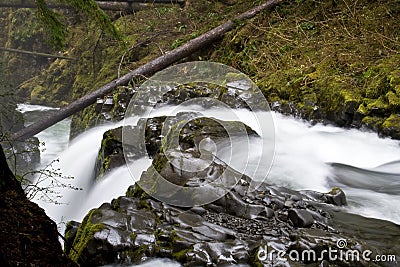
xmin=11 ymin=0 xmax=282 ymax=141
xmin=0 ymin=47 xmax=75 ymax=60
xmin=0 ymin=0 xmax=183 ymax=10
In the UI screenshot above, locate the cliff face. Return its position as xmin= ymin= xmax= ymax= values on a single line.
xmin=0 ymin=8 xmax=54 ymax=88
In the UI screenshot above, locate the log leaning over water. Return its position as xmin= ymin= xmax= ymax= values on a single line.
xmin=11 ymin=0 xmax=283 ymax=141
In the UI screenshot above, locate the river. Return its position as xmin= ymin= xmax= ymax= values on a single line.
xmin=18 ymin=103 xmax=400 ymax=266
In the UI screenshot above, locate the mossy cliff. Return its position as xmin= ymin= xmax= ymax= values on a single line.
xmin=210 ymin=0 xmax=400 ymax=137
xmin=8 ymin=0 xmax=400 ymax=139
xmin=0 ymin=8 xmax=54 ymax=89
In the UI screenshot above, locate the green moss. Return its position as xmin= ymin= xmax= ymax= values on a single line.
xmin=387 ymin=91 xmax=400 ymax=109
xmin=172 ymin=248 xmax=193 ymax=262
xmin=357 ymin=103 xmax=368 ymax=115
xmin=382 ymin=114 xmax=400 ymax=127
xmin=366 ymin=97 xmax=389 ymax=114
xmin=170 ymin=229 xmax=193 ymax=263
xmin=111 ymin=197 xmax=121 ymax=211
xmin=130 ymin=233 xmax=137 ymax=242
xmin=249 ymin=246 xmax=264 ymax=267
xmin=329 ymin=187 xmax=342 ymax=195
xmin=30 ymin=85 xmax=47 ymax=104
xmin=138 ymin=199 xmax=151 ymax=210
xmin=129 ymin=244 xmax=149 ymax=263
xmin=381 ymin=114 xmax=400 ymax=135
xmin=69 ymin=209 xmax=104 ymax=263
xmin=149 ymin=148 xmax=167 ymax=172
xmin=361 ymin=116 xmax=384 ymax=129
xmin=124 ymin=184 xmax=144 ymax=199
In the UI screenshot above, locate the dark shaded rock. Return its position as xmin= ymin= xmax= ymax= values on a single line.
xmin=301 ymin=188 xmax=347 ymax=207
xmin=159 ymin=82 xmax=251 ymax=110
xmin=325 ymin=187 xmax=347 ymax=206
xmin=94 ymin=127 xmax=124 ymax=179
xmin=0 ymin=145 xmax=77 ymax=267
xmin=288 ymin=209 xmax=314 ymax=228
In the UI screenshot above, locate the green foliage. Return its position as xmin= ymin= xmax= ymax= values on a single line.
xmin=35 ymin=0 xmax=67 ymax=48
xmin=210 ymin=0 xmax=400 ymax=133
xmin=60 ymin=0 xmax=120 ymax=39
xmin=35 ymin=0 xmax=120 ymax=48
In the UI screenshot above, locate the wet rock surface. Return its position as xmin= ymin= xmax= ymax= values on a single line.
xmin=66 ymin=159 xmax=400 ymax=266
xmin=95 ymin=111 xmax=258 ymax=179
xmin=68 ymin=113 xmax=399 ymax=266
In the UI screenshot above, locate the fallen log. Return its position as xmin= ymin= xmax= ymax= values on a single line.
xmin=11 ymin=0 xmax=283 ymax=141
xmin=0 ymin=47 xmax=75 ymax=60
xmin=0 ymin=0 xmax=181 ymax=10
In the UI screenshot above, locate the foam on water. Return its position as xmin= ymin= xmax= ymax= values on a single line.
xmin=22 ymin=104 xmax=400 ymax=231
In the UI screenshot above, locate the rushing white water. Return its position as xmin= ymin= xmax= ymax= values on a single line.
xmin=32 ymin=123 xmax=128 ymax=227
xmin=19 ymin=104 xmax=400 ymax=231
xmin=17 ymin=104 xmax=71 ymax=165
xmin=226 ymin=112 xmax=400 ymax=224
xmin=74 ymin=157 xmax=152 ymax=221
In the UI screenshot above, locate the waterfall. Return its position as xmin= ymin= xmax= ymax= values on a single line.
xmin=18 ymin=104 xmax=400 ymax=230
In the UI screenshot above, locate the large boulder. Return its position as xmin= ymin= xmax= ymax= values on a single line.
xmin=95 ymin=112 xmax=258 ymax=179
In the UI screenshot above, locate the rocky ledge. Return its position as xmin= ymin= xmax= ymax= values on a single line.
xmin=66 ymin=113 xmax=399 ymax=266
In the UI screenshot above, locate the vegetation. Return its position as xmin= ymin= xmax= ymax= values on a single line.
xmin=68 ymin=209 xmax=104 ymax=262
xmin=211 ymin=0 xmax=400 ymax=135
xmin=7 ymin=0 xmax=398 ymax=139
xmin=35 ymin=0 xmax=119 ymax=48
xmin=18 ymin=159 xmax=82 ymax=204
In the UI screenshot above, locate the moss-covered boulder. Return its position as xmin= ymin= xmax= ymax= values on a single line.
xmin=94 ymin=127 xmax=124 ymax=179
xmin=381 ymin=114 xmax=400 ymax=139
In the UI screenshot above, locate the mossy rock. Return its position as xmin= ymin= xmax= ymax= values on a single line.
xmin=361 ymin=116 xmax=384 ymax=132
xmin=386 ymin=91 xmax=400 ymax=110
xmin=68 ymin=209 xmax=105 ymax=264
xmin=365 ymin=96 xmax=389 ymax=116
xmin=381 ymin=114 xmax=400 ymax=139
xmin=94 ymin=127 xmax=124 ymax=180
